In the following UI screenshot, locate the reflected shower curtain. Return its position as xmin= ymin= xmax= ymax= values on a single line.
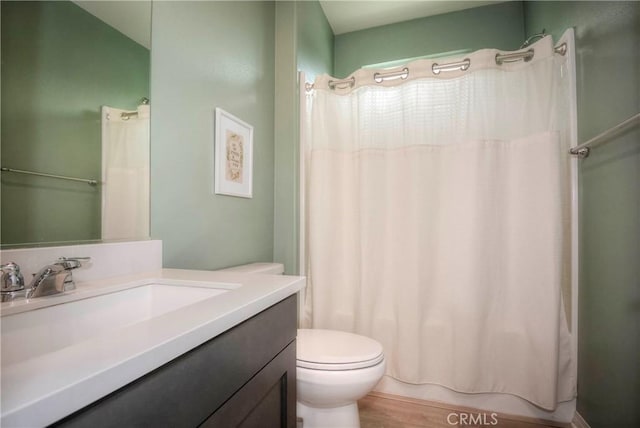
xmin=304 ymin=36 xmax=575 ymax=410
xmin=101 ymin=105 xmax=150 ymax=240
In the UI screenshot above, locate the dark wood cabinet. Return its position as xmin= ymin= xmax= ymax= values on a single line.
xmin=201 ymin=341 xmax=295 ymax=428
xmin=52 ymin=295 xmax=298 ymax=428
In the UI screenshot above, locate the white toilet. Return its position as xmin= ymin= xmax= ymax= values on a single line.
xmin=218 ymin=263 xmax=386 ymax=428
xmin=296 ymin=329 xmax=385 ymax=428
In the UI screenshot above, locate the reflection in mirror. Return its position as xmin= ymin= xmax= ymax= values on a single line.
xmin=1 ymin=0 xmax=151 ymax=247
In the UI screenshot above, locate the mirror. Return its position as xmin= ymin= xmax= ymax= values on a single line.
xmin=1 ymin=0 xmax=151 ymax=247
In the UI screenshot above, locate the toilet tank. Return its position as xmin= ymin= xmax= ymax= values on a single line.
xmin=217 ymin=262 xmax=284 ymax=275
xmin=217 ymin=263 xmax=304 ymax=326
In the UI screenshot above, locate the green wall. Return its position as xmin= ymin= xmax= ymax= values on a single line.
xmin=150 ymin=1 xmax=276 ymax=269
xmin=273 ymin=0 xmax=334 ymax=274
xmin=333 ymin=1 xmax=525 ymax=78
xmin=1 ymin=0 xmax=149 ymax=245
xmin=296 ymin=0 xmax=334 ymax=82
xmin=524 ymin=2 xmax=640 ymax=427
xmin=273 ymin=1 xmax=299 ymax=275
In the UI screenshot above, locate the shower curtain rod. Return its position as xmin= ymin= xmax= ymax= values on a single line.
xmin=569 ymin=113 xmax=640 ymax=158
xmin=0 ymin=167 xmax=98 ymax=185
xmin=318 ymin=43 xmax=567 ymax=90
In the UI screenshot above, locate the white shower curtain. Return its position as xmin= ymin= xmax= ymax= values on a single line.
xmin=101 ymin=105 xmax=150 ymax=240
xmin=304 ymin=36 xmax=575 ymax=410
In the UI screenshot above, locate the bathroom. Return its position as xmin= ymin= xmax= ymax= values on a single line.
xmin=1 ymin=1 xmax=638 ymax=427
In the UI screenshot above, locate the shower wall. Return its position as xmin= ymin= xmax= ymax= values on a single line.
xmin=525 ymin=3 xmax=640 ymax=428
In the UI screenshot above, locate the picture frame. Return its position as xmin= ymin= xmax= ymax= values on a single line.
xmin=214 ymin=108 xmax=253 ymax=198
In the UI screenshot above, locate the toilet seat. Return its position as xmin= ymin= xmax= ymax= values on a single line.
xmin=296 ymin=329 xmax=384 ymax=371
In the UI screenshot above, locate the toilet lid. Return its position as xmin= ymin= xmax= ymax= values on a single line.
xmin=296 ymin=329 xmax=384 ymax=371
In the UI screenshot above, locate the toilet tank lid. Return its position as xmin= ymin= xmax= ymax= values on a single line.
xmin=217 ymin=263 xmax=284 ymax=275
xmin=297 ymin=329 xmax=383 ymax=367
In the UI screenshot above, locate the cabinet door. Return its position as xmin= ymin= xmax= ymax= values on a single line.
xmin=200 ymin=341 xmax=296 ymax=428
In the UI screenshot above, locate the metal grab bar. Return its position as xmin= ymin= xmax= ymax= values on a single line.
xmin=569 ymin=113 xmax=640 ymax=158
xmin=0 ymin=167 xmax=98 ymax=185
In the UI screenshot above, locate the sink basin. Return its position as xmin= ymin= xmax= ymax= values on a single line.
xmin=1 ymin=282 xmax=230 ymax=366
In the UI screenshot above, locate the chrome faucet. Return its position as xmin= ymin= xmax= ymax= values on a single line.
xmin=1 ymin=262 xmax=26 ymax=302
xmin=1 ymin=257 xmax=91 ymax=302
xmin=27 ymin=257 xmax=91 ymax=298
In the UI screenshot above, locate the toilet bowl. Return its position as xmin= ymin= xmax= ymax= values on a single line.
xmin=217 ymin=264 xmax=385 ymax=427
xmin=296 ymin=329 xmax=385 ymax=428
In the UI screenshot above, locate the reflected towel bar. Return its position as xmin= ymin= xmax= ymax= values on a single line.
xmin=0 ymin=167 xmax=98 ymax=185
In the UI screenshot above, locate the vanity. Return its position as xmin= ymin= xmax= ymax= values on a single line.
xmin=0 ymin=241 xmax=305 ymax=427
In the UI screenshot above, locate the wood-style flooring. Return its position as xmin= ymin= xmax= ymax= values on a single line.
xmin=358 ymin=393 xmax=570 ymax=428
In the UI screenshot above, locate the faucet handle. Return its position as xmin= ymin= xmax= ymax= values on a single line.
xmin=56 ymin=257 xmax=91 ymax=270
xmin=1 ymin=262 xmax=25 ymax=292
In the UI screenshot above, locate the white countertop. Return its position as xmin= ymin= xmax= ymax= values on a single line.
xmin=0 ymin=268 xmax=305 ymax=427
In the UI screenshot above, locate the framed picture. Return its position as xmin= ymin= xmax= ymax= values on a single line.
xmin=214 ymin=108 xmax=253 ymax=198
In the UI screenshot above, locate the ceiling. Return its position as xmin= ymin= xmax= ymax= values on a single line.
xmin=72 ymin=1 xmax=506 ymax=48
xmin=319 ymin=0 xmax=505 ymax=35
xmin=73 ymin=0 xmax=151 ymax=49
